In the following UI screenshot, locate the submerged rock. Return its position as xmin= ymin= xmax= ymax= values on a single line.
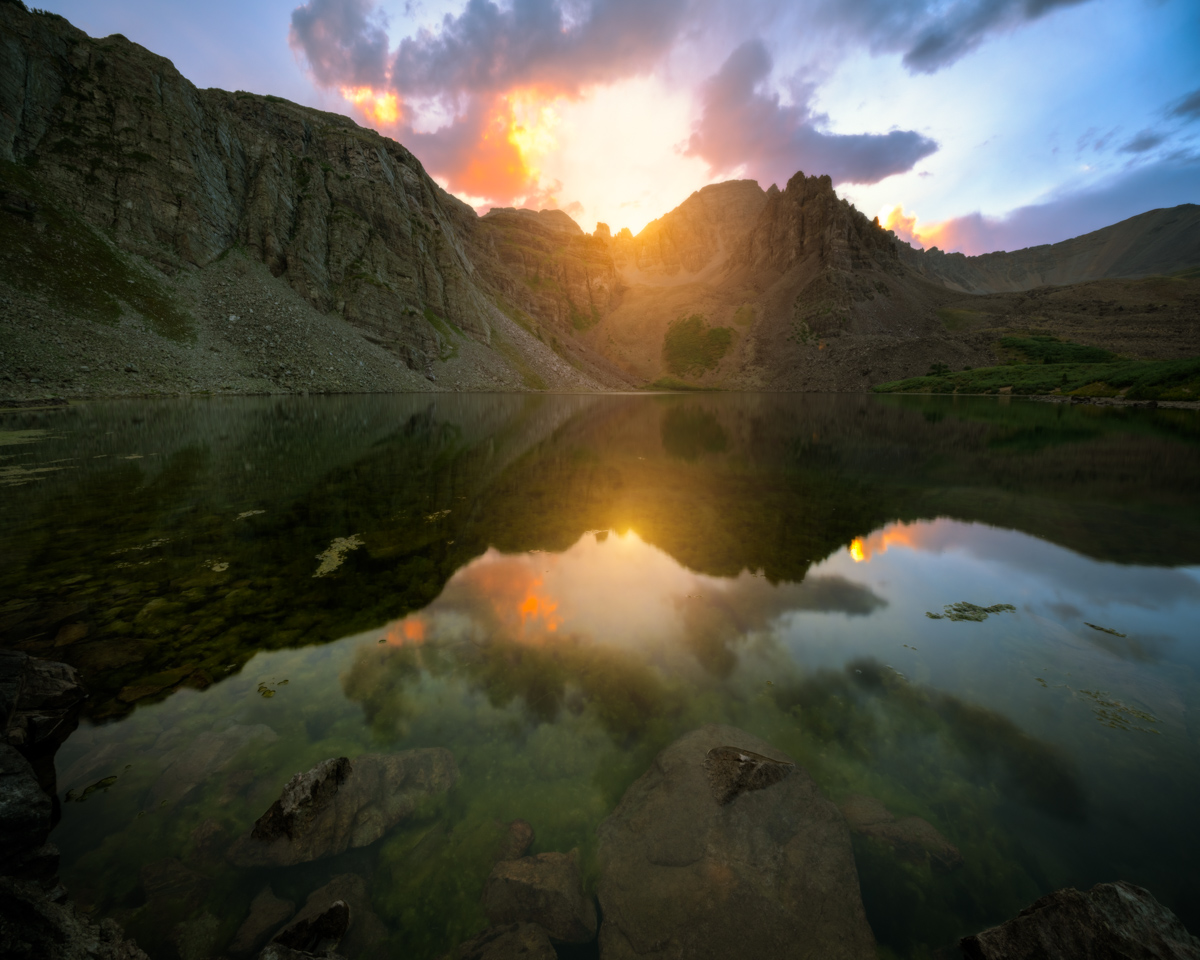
xmin=273 ymin=874 xmax=388 ymax=960
xmin=960 ymin=881 xmax=1200 ymax=959
xmin=596 ymin=724 xmax=875 ymax=960
xmin=230 ymin=886 xmax=295 ymax=956
xmin=151 ymin=724 xmax=279 ymax=805
xmin=840 ymin=793 xmax=963 ymax=872
xmin=483 ymin=852 xmax=597 ymax=944
xmin=443 ymin=922 xmax=557 ymax=959
xmin=228 ymin=749 xmax=457 ymax=867
xmin=495 ymin=820 xmax=535 ymax=862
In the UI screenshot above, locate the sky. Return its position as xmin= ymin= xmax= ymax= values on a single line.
xmin=41 ymin=0 xmax=1200 ymax=253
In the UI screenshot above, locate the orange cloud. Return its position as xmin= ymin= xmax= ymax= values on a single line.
xmin=383 ymin=615 xmax=427 ymax=646
xmin=883 ymin=205 xmax=959 ymax=251
xmin=849 ymin=521 xmax=936 ymax=562
xmin=340 ymin=85 xmax=401 ymax=126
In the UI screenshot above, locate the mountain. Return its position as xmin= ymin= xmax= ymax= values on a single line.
xmin=1 ymin=0 xmax=1197 ymax=400
xmin=899 ymin=205 xmax=1200 ymax=293
xmin=0 ymin=1 xmax=632 ymax=398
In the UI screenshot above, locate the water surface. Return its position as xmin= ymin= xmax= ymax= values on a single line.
xmin=2 ymin=393 xmax=1198 ymax=959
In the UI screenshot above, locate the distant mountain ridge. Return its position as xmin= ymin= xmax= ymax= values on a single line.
xmin=898 ymin=205 xmax=1200 ymax=293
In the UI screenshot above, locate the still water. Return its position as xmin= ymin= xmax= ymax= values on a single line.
xmin=2 ymin=393 xmax=1199 ymax=959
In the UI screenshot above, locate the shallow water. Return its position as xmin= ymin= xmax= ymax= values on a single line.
xmin=2 ymin=393 xmax=1199 ymax=959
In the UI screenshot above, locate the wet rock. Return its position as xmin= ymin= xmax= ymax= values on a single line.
xmin=0 ymin=875 xmax=150 ymax=960
xmin=274 ymin=874 xmax=387 ymax=960
xmin=0 ymin=650 xmax=86 ymax=757
xmin=273 ymin=900 xmax=350 ymax=953
xmin=0 ymin=744 xmax=51 ymax=870
xmin=483 ymin=852 xmax=596 ymax=944
xmin=703 ymin=745 xmax=795 ymax=804
xmin=230 ymin=886 xmax=295 ymax=956
xmin=443 ymin=922 xmax=557 ymax=959
xmin=151 ymin=723 xmax=278 ymax=804
xmin=840 ymin=794 xmax=963 ymax=872
xmin=960 ymin=881 xmax=1200 ymax=959
xmin=228 ymin=749 xmax=457 ymax=867
xmin=596 ymin=724 xmax=875 ymax=960
xmin=496 ymin=820 xmax=535 ymax=862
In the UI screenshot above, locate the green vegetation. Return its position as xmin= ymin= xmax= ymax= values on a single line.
xmin=568 ymin=298 xmax=601 ymax=331
xmin=491 ymin=332 xmax=547 ymax=390
xmin=998 ymin=335 xmax=1116 ymax=364
xmin=732 ymin=304 xmax=756 ymax=327
xmin=424 ymin=308 xmax=463 ymax=361
xmin=662 ymin=314 xmax=732 ymax=377
xmin=0 ymin=161 xmax=194 ymax=340
xmin=875 ymin=355 xmax=1200 ymax=400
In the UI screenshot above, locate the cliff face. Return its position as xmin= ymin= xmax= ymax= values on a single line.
xmin=0 ymin=3 xmax=630 ymax=395
xmin=611 ymin=179 xmax=768 ymax=282
xmin=900 ymin=205 xmax=1200 ymax=293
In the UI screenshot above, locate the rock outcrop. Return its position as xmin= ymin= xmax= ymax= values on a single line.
xmin=269 ymin=874 xmax=387 ymax=960
xmin=840 ymin=793 xmax=963 ymax=872
xmin=483 ymin=852 xmax=597 ymax=945
xmin=228 ymin=749 xmax=458 ymax=866
xmin=960 ymin=881 xmax=1200 ymax=959
xmin=595 ymin=724 xmax=875 ymax=960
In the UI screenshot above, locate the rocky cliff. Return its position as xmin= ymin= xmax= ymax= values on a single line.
xmin=0 ymin=1 xmax=632 ymax=398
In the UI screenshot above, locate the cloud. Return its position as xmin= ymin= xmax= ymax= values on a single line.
xmin=685 ymin=39 xmax=938 ymax=186
xmin=289 ymin=0 xmax=390 ymax=89
xmin=1120 ymin=129 xmax=1166 ymax=154
xmin=289 ymin=0 xmax=693 ymax=203
xmin=890 ymin=154 xmax=1200 ymax=254
xmin=815 ymin=0 xmax=1094 ymax=74
xmin=1170 ymin=87 xmax=1200 ymax=122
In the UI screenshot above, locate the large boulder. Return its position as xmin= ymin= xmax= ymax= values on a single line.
xmin=228 ymin=749 xmax=457 ymax=867
xmin=0 ymin=744 xmax=51 ymax=868
xmin=483 ymin=853 xmax=597 ymax=944
xmin=596 ymin=724 xmax=875 ymax=960
xmin=960 ymin=881 xmax=1200 ymax=959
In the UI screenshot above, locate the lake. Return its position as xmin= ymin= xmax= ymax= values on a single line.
xmin=2 ymin=393 xmax=1199 ymax=959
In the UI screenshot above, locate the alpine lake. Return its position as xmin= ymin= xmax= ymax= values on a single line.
xmin=3 ymin=392 xmax=1199 ymax=960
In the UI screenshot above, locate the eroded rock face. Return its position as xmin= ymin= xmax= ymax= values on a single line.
xmin=228 ymin=749 xmax=457 ymax=867
xmin=483 ymin=853 xmax=597 ymax=945
xmin=596 ymin=724 xmax=875 ymax=960
xmin=960 ymin=882 xmax=1200 ymax=960
xmin=840 ymin=793 xmax=963 ymax=872
xmin=444 ymin=922 xmax=557 ymax=960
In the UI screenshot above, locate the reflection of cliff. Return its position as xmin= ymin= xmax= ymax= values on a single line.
xmin=4 ymin=393 xmax=1198 ymax=717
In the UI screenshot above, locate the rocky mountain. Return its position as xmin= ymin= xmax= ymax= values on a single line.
xmin=0 ymin=1 xmax=632 ymax=399
xmin=900 ymin=204 xmax=1200 ymax=293
xmin=1 ymin=0 xmax=1197 ymax=400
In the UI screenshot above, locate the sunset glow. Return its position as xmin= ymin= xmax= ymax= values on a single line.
xmin=339 ymin=85 xmax=401 ymax=127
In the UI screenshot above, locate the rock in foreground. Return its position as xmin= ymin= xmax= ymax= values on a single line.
xmin=228 ymin=749 xmax=457 ymax=867
xmin=840 ymin=793 xmax=963 ymax=872
xmin=483 ymin=852 xmax=597 ymax=945
xmin=961 ymin=881 xmax=1200 ymax=959
xmin=596 ymin=724 xmax=875 ymax=960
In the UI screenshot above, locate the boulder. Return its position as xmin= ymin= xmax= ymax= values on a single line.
xmin=228 ymin=749 xmax=457 ymax=867
xmin=483 ymin=853 xmax=596 ymax=945
xmin=960 ymin=881 xmax=1200 ymax=959
xmin=840 ymin=794 xmax=963 ymax=872
xmin=596 ymin=724 xmax=875 ymax=960
xmin=444 ymin=922 xmax=557 ymax=959
xmin=230 ymin=886 xmax=295 ymax=956
xmin=0 ymin=650 xmax=87 ymax=753
xmin=0 ymin=744 xmax=52 ymax=869
xmin=0 ymin=874 xmax=150 ymax=960
xmin=273 ymin=874 xmax=388 ymax=960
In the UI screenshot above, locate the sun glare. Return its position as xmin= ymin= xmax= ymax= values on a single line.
xmin=340 ymin=86 xmax=401 ymax=127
